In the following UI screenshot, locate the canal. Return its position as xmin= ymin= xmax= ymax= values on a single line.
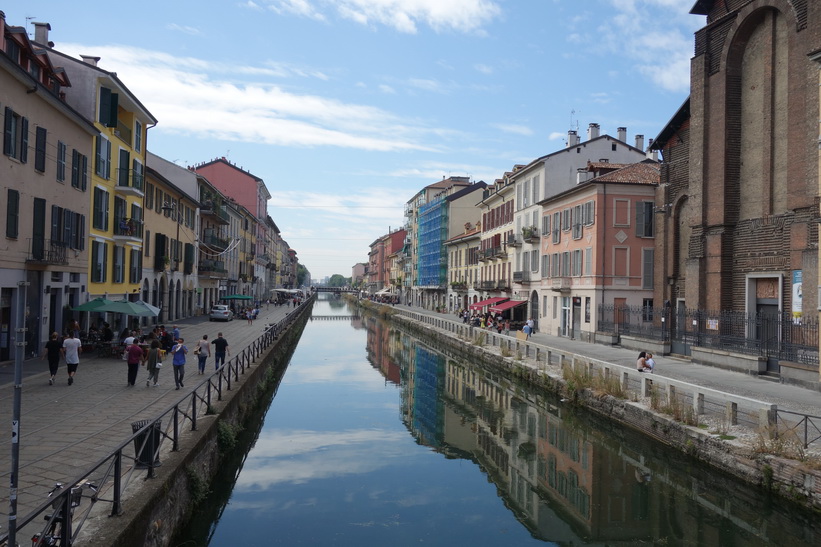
xmin=177 ymin=295 xmax=820 ymax=546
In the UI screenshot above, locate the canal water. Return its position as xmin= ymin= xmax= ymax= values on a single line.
xmin=178 ymin=295 xmax=820 ymax=546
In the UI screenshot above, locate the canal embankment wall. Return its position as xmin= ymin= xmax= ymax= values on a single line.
xmin=355 ymin=300 xmax=821 ymax=511
xmin=90 ymin=301 xmax=313 ymax=547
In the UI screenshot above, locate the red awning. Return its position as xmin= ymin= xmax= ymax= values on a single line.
xmin=489 ymin=300 xmax=527 ymax=313
xmin=469 ymin=297 xmax=508 ymax=310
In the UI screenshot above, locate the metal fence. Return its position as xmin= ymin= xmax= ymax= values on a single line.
xmin=3 ymin=297 xmax=313 ymax=547
xmin=598 ymin=304 xmax=819 ymax=367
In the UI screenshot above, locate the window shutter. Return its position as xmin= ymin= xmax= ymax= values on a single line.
xmin=636 ymin=202 xmax=646 ymax=237
xmin=7 ymin=189 xmax=19 ymax=238
xmin=3 ymin=107 xmax=12 ymax=156
xmin=34 ymin=126 xmax=46 ymax=172
xmin=81 ymin=154 xmax=88 ymax=190
xmin=642 ymin=249 xmax=654 ymax=289
xmin=109 ymin=92 xmax=119 ymax=128
xmin=99 ymin=87 xmax=111 ymax=125
xmin=585 ymin=247 xmax=592 ymax=275
xmin=19 ymin=117 xmax=28 ymax=163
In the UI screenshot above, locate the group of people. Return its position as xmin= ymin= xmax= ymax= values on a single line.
xmin=122 ymin=330 xmax=231 ymax=389
xmin=636 ymin=351 xmax=657 ymax=373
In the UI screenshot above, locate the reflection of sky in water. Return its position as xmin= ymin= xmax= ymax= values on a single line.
xmin=209 ymin=299 xmax=549 ymax=546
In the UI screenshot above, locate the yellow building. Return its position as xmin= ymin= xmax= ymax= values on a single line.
xmin=44 ymin=45 xmax=156 ymax=303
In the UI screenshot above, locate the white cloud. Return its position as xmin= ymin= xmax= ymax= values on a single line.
xmin=166 ymin=23 xmax=201 ymax=36
xmin=547 ymin=132 xmax=566 ymax=141
xmin=474 ymin=63 xmax=493 ymax=75
xmin=59 ymin=43 xmax=444 ymax=152
xmin=490 ymin=123 xmax=533 ymax=136
xmin=407 ymin=77 xmax=449 ymax=94
xmin=378 ymin=84 xmax=396 ymax=94
xmin=258 ymin=0 xmax=501 ymax=34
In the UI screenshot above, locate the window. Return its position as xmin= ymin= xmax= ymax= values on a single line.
xmin=57 ymin=141 xmax=66 ymax=182
xmin=583 ymin=200 xmax=595 ymax=226
xmin=34 ymin=126 xmax=47 ymax=172
xmin=572 ymin=205 xmax=582 ymax=239
xmin=134 ymin=120 xmax=142 ymax=152
xmin=561 ymin=251 xmax=570 ymax=276
xmin=585 ymin=297 xmax=591 ymax=323
xmin=132 ymin=160 xmax=144 ymax=191
xmin=5 ymin=38 xmax=20 ymax=63
xmin=522 ymin=179 xmax=530 ymax=207
xmin=145 ymin=182 xmax=154 ymax=210
xmin=93 ymin=188 xmax=109 ymax=230
xmin=611 ymin=143 xmax=617 ymax=151
xmin=636 ymin=201 xmax=654 ymax=238
xmin=3 ymin=107 xmax=28 ymax=162
xmin=541 ymin=254 xmax=549 ymax=278
xmin=642 ymin=299 xmax=654 ymax=322
xmin=91 ymin=240 xmax=108 ymax=282
xmin=562 ymin=208 xmax=571 ymax=231
xmin=95 ymin=137 xmax=111 ymax=179
xmin=642 ymin=248 xmax=654 ymax=289
xmin=552 ymin=212 xmax=560 ymax=244
xmin=6 ymin=189 xmax=20 ymax=238
xmin=614 ymin=199 xmax=630 ymax=226
xmin=130 ymin=248 xmax=142 ymax=282
xmin=532 ymin=175 xmax=540 ymax=204
xmin=584 ymin=247 xmax=592 ymax=275
xmin=71 ymin=150 xmax=88 ymax=190
xmin=573 ymin=249 xmax=582 ymax=276
xmin=531 ymin=250 xmax=539 ymax=272
xmin=145 ymin=229 xmax=151 ymax=257
xmin=113 ymin=245 xmax=125 ymax=283
xmin=542 ymin=214 xmax=551 ymax=239
xmin=551 ymin=253 xmax=560 ymax=277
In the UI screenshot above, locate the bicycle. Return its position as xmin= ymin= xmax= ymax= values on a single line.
xmin=30 ymin=480 xmax=97 ymax=547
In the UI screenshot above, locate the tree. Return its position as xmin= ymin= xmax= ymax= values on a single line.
xmin=328 ymin=274 xmax=349 ymax=287
xmin=296 ymin=264 xmax=308 ymax=286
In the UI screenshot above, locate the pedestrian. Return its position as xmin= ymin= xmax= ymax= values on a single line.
xmin=172 ymin=324 xmax=181 ymax=341
xmin=61 ymin=330 xmax=82 ymax=385
xmin=42 ymin=331 xmax=62 ymax=385
xmin=504 ymin=319 xmax=510 ymax=336
xmin=195 ymin=334 xmax=211 ymax=374
xmin=636 ymin=351 xmax=651 ymax=372
xmin=171 ymin=337 xmax=188 ymax=390
xmin=125 ymin=339 xmax=145 ymax=386
xmin=526 ymin=317 xmax=535 ymax=336
xmin=522 ymin=323 xmax=531 ymax=339
xmin=246 ymin=309 xmax=253 ymax=325
xmin=144 ymin=340 xmax=163 ymax=387
xmin=645 ymin=352 xmax=656 ymax=373
xmin=211 ymin=332 xmax=230 ymax=369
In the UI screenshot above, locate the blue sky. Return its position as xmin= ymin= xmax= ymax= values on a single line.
xmin=17 ymin=0 xmax=701 ymax=280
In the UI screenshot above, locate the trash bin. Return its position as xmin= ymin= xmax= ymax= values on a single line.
xmin=131 ymin=419 xmax=162 ymax=469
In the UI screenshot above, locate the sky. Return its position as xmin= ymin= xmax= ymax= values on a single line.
xmin=16 ymin=0 xmax=701 ymax=280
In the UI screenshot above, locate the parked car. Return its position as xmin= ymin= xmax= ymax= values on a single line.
xmin=209 ymin=305 xmax=234 ymax=321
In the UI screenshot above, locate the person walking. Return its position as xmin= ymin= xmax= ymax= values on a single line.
xmin=172 ymin=324 xmax=181 ymax=342
xmin=42 ymin=332 xmax=62 ymax=385
xmin=526 ymin=318 xmax=535 ymax=337
xmin=196 ymin=334 xmax=211 ymax=374
xmin=125 ymin=340 xmax=145 ymax=386
xmin=171 ymin=337 xmax=188 ymax=390
xmin=246 ymin=309 xmax=253 ymax=325
xmin=211 ymin=332 xmax=230 ymax=369
xmin=144 ymin=340 xmax=163 ymax=386
xmin=61 ymin=330 xmax=82 ymax=385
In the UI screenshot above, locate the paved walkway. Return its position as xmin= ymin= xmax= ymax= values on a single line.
xmin=394 ymin=304 xmax=821 ymax=417
xmin=0 ymin=303 xmax=299 ymax=524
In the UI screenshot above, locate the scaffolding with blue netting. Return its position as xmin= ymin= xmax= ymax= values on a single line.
xmin=417 ymin=197 xmax=448 ymax=286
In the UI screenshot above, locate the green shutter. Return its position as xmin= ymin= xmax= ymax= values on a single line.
xmin=7 ymin=189 xmax=19 ymax=238
xmin=99 ymin=87 xmax=111 ymax=125
xmin=19 ymin=117 xmax=28 ymax=163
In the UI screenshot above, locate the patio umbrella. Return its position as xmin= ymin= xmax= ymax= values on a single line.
xmin=98 ymin=300 xmax=152 ymax=316
xmin=72 ymin=297 xmax=116 ymax=312
xmin=133 ymin=300 xmax=161 ymax=317
xmin=221 ymin=294 xmax=253 ymax=300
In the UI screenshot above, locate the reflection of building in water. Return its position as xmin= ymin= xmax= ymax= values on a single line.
xmin=384 ymin=327 xmax=817 ymax=545
xmin=364 ymin=316 xmax=401 ymax=385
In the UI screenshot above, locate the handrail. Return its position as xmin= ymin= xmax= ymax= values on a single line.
xmin=2 ymin=296 xmax=314 ymax=547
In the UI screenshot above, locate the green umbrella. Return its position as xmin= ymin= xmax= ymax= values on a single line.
xmin=220 ymin=294 xmax=253 ymax=300
xmin=72 ymin=297 xmax=116 ymax=312
xmin=98 ymin=300 xmax=151 ymax=316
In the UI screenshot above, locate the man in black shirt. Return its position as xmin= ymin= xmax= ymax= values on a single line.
xmin=211 ymin=332 xmax=230 ymax=369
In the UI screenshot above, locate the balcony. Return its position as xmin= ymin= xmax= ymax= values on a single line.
xmin=200 ymin=201 xmax=230 ymax=225
xmin=26 ymin=238 xmax=68 ymax=265
xmin=199 ymin=259 xmax=228 ymax=278
xmin=202 ymin=228 xmax=229 ymax=250
xmin=481 ymin=280 xmax=496 ymax=290
xmin=450 ymin=281 xmax=468 ymax=291
xmin=551 ymin=277 xmax=572 ymax=292
xmin=492 ymin=246 xmax=506 ymax=258
xmin=115 ymin=168 xmax=144 ymax=197
xmin=522 ymin=226 xmax=540 ymax=243
xmin=506 ymin=234 xmax=521 ymax=247
xmin=513 ymin=270 xmax=533 ymax=283
xmin=113 ymin=217 xmax=143 ymax=242
xmin=114 ymin=120 xmax=132 ymax=146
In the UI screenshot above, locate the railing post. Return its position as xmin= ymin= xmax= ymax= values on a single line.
xmin=191 ymin=393 xmax=198 ymax=431
xmin=694 ymin=392 xmax=704 ymax=415
xmin=173 ymin=405 xmax=180 ymax=451
xmin=641 ymin=375 xmax=651 ymax=398
xmin=759 ymin=404 xmax=777 ymax=432
xmin=726 ymin=401 xmax=738 ymax=425
xmin=111 ymin=449 xmax=123 ymax=516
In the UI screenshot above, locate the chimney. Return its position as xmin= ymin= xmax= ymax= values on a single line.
xmin=617 ymin=127 xmax=627 ymax=142
xmin=567 ymin=130 xmax=580 ymax=147
xmin=635 ymin=134 xmax=644 ymax=151
xmin=80 ymin=55 xmax=100 ymax=67
xmin=33 ymin=22 xmax=50 ymax=45
xmin=647 ymin=138 xmax=658 ymax=161
xmin=587 ymin=123 xmax=600 ymax=140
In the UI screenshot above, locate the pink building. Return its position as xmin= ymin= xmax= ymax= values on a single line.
xmin=538 ymin=161 xmax=659 ymax=340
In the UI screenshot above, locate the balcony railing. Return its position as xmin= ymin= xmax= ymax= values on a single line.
xmin=114 ymin=217 xmax=143 ymax=239
xmin=26 ymin=238 xmax=68 ymax=265
xmin=116 ymin=168 xmax=144 ymax=193
xmin=201 ymin=202 xmax=230 ymax=224
xmin=115 ymin=120 xmax=132 ymax=146
xmin=481 ymin=280 xmax=496 ymax=290
xmin=202 ymin=229 xmax=229 ymax=249
xmin=492 ymin=246 xmax=506 ymax=258
xmin=496 ymin=278 xmax=509 ymax=290
xmin=551 ymin=277 xmax=572 ymax=292
xmin=522 ymin=226 xmax=540 ymax=243
xmin=199 ymin=259 xmax=228 ymax=278
xmin=506 ymin=234 xmax=521 ymax=247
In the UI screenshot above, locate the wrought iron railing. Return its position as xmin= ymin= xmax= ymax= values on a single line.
xmin=26 ymin=238 xmax=68 ymax=264
xmin=1 ymin=297 xmax=313 ymax=547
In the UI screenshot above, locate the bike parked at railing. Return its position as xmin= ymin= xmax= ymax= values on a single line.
xmin=31 ymin=480 xmax=96 ymax=547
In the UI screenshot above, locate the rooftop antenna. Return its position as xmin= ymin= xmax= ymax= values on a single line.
xmin=25 ymin=16 xmax=37 ymax=36
xmin=567 ymin=109 xmax=580 ymax=147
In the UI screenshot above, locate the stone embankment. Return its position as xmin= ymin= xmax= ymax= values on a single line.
xmin=356 ymin=299 xmax=821 ymax=511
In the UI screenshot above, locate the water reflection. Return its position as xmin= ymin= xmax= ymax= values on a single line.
xmin=364 ymin=314 xmax=820 ymax=546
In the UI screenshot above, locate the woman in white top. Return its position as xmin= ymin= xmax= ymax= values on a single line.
xmin=196 ymin=334 xmax=211 ymax=374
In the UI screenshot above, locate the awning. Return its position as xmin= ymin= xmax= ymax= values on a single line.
xmin=469 ymin=297 xmax=508 ymax=310
xmin=489 ymin=300 xmax=527 ymax=313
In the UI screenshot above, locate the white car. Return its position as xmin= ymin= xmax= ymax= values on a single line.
xmin=209 ymin=305 xmax=234 ymax=321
